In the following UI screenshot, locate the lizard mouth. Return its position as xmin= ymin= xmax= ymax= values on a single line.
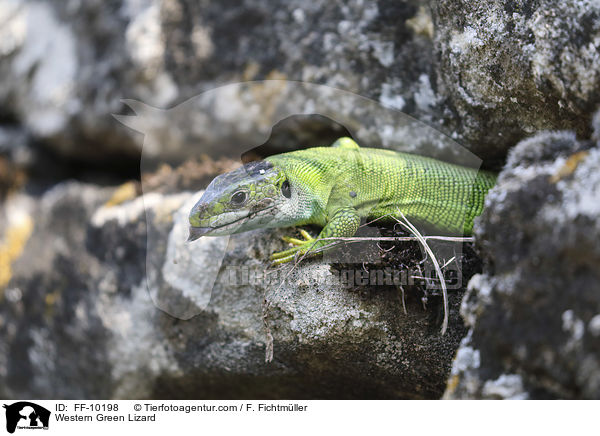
xmin=187 ymin=226 xmax=213 ymax=241
xmin=188 ymin=204 xmax=277 ymax=242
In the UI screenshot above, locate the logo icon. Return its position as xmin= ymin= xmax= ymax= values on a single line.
xmin=3 ymin=402 xmax=50 ymax=434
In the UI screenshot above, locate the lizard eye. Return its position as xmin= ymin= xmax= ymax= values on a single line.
xmin=230 ymin=191 xmax=247 ymax=205
xmin=281 ymin=180 xmax=291 ymax=198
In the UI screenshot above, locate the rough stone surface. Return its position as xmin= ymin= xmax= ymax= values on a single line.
xmin=0 ymin=0 xmax=443 ymax=164
xmin=123 ymin=81 xmax=481 ymax=168
xmin=3 ymin=0 xmax=600 ymax=168
xmin=2 ymin=0 xmax=600 ymax=168
xmin=0 ymin=180 xmax=471 ymax=399
xmin=444 ymin=125 xmax=600 ymax=399
xmin=0 ymin=0 xmax=142 ymax=162
xmin=2 ymin=0 xmax=600 ymax=401
xmin=434 ymin=0 xmax=600 ymax=165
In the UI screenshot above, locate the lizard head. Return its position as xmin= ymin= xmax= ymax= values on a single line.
xmin=188 ymin=160 xmax=293 ymax=240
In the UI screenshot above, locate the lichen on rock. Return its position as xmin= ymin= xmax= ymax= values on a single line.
xmin=445 ymin=114 xmax=600 ymax=399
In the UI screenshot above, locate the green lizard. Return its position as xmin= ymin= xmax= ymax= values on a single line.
xmin=188 ymin=137 xmax=497 ymax=264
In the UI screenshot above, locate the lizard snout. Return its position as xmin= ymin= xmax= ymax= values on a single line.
xmin=187 ymin=225 xmax=213 ymax=241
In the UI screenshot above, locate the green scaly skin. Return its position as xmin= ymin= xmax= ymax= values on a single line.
xmin=188 ymin=137 xmax=497 ymax=264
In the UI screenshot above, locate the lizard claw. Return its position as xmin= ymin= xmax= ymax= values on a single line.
xmin=271 ymin=230 xmax=317 ymax=264
xmin=270 ymin=246 xmax=303 ymax=265
xmin=298 ymin=229 xmax=313 ymax=241
xmin=270 ymin=246 xmax=313 ymax=265
xmin=281 ymin=229 xmax=315 ymax=246
xmin=281 ymin=236 xmax=306 ymax=246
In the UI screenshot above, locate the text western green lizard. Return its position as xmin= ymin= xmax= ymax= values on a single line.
xmin=188 ymin=137 xmax=497 ymax=263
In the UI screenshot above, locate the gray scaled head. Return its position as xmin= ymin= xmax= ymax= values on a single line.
xmin=188 ymin=160 xmax=292 ymax=240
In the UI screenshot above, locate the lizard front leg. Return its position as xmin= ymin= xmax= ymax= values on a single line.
xmin=271 ymin=207 xmax=360 ymax=264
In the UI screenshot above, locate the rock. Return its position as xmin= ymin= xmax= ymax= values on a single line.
xmin=158 ymin=0 xmax=436 ymax=123
xmin=444 ymin=122 xmax=600 ymax=399
xmin=3 ymin=0 xmax=600 ymax=168
xmin=433 ymin=0 xmax=600 ymax=165
xmin=0 ymin=0 xmax=445 ymax=164
xmin=124 ymin=81 xmax=482 ymax=168
xmin=0 ymin=1 xmax=143 ymax=162
xmin=0 ymin=178 xmax=477 ymax=399
xmin=3 ymin=0 xmax=599 ymax=401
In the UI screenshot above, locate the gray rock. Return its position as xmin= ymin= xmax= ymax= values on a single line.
xmin=433 ymin=0 xmax=600 ymax=165
xmin=3 ymin=0 xmax=600 ymax=168
xmin=3 ymin=0 xmax=599 ymax=401
xmin=444 ymin=124 xmax=600 ymax=399
xmin=0 ymin=0 xmax=444 ymax=164
xmin=123 ymin=81 xmax=482 ymax=168
xmin=0 ymin=180 xmax=473 ymax=399
xmin=0 ymin=1 xmax=143 ymax=162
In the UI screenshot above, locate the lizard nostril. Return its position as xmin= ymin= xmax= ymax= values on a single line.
xmin=194 ymin=202 xmax=208 ymax=215
xmin=190 ymin=203 xmax=209 ymax=225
